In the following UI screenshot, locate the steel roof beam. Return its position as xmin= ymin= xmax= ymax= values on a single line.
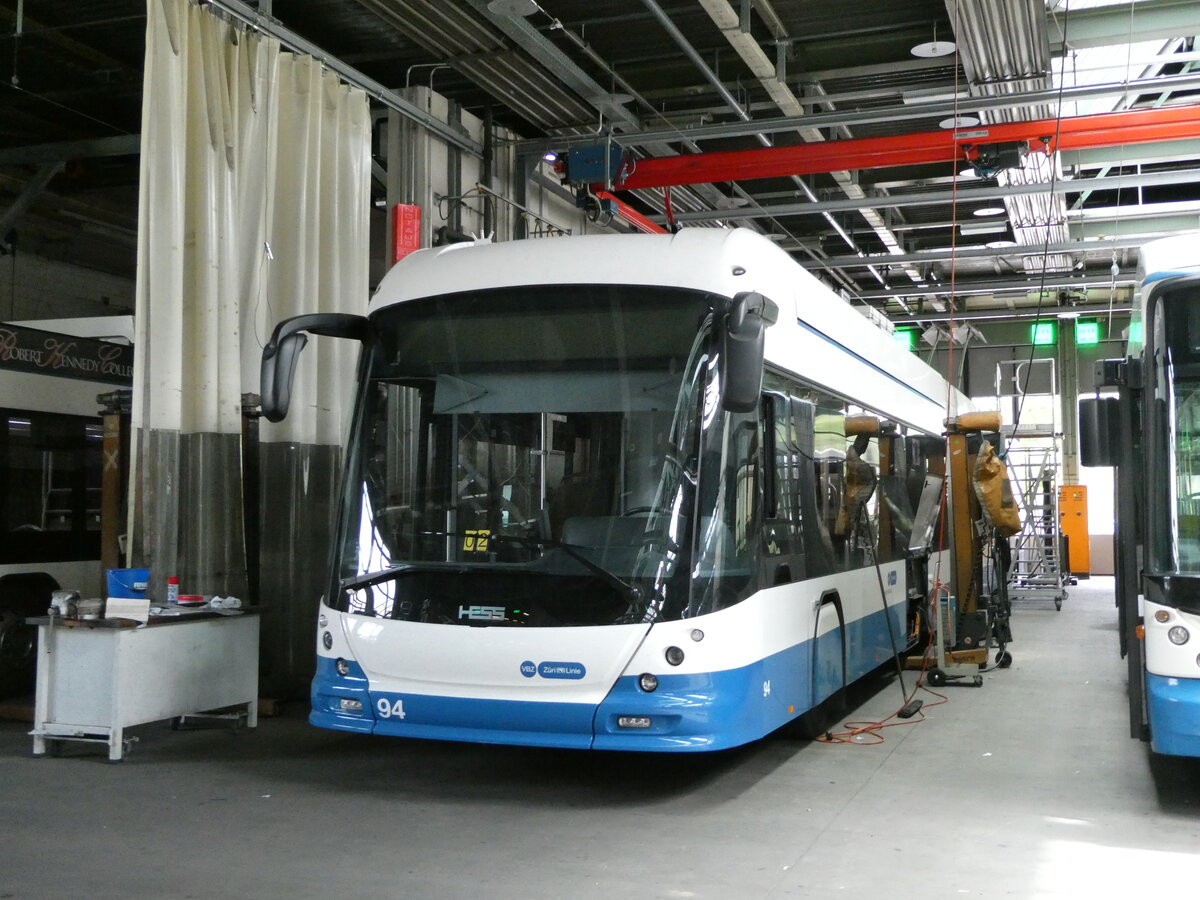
xmin=1048 ymin=0 xmax=1200 ymax=52
xmin=657 ymin=165 xmax=1200 ymax=222
xmin=529 ymin=72 xmax=1200 ymax=150
xmin=467 ymin=0 xmax=642 ymax=129
xmin=1060 ymin=138 xmax=1200 ymax=170
xmin=0 ymin=162 xmax=66 ymax=238
xmin=0 ymin=134 xmax=141 ymax=166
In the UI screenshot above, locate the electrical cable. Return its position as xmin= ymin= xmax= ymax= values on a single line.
xmin=1105 ymin=0 xmax=1139 ymax=340
xmin=1012 ymin=0 xmax=1072 ymax=437
xmin=815 ymin=442 xmax=952 ymax=746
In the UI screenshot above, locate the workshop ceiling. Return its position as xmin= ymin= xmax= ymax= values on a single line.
xmin=0 ymin=0 xmax=1197 ymax=331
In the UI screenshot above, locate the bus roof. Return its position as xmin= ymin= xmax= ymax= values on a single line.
xmin=370 ymin=229 xmax=968 ymax=434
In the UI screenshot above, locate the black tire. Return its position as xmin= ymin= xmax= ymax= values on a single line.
xmin=927 ymin=668 xmax=947 ymax=688
xmin=996 ymin=650 xmax=1013 ymax=668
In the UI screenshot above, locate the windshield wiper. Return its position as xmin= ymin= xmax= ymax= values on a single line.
xmin=485 ymin=532 xmax=643 ymax=604
xmin=340 ymin=533 xmax=645 ymax=604
xmin=341 ymin=564 xmax=412 ymax=592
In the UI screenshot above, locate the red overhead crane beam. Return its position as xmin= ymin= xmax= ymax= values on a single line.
xmin=612 ymin=105 xmax=1200 ymax=191
xmin=594 ymin=189 xmax=669 ymax=234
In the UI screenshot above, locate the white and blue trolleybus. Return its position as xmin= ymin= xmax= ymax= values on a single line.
xmin=1082 ymin=232 xmax=1200 ymax=757
xmin=262 ymin=228 xmax=965 ymax=751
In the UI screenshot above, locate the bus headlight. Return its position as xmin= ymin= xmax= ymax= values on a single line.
xmin=1155 ymin=610 xmax=1171 ymax=623
xmin=665 ymin=646 xmax=685 ymax=666
xmin=1169 ymin=625 xmax=1190 ymax=645
xmin=639 ymin=673 xmax=658 ymax=692
xmin=335 ymin=658 xmax=351 ymax=676
xmin=322 ymin=631 xmax=333 ymax=650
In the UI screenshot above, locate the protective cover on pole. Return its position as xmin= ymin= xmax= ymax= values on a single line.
xmin=973 ymin=440 xmax=1021 ymax=538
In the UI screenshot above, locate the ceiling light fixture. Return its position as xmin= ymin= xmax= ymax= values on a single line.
xmin=985 ymin=239 xmax=1018 ymax=249
xmin=960 ymin=221 xmax=1009 ymax=236
xmin=911 ymin=24 xmax=956 ymax=58
xmin=588 ymin=92 xmax=634 ymax=108
xmin=973 ymin=206 xmax=1007 ymax=217
xmin=901 ymin=87 xmax=967 ymax=105
xmin=486 ymin=0 xmax=538 ymax=16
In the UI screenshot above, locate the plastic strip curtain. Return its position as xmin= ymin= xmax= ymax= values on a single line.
xmin=131 ymin=0 xmax=369 ymax=611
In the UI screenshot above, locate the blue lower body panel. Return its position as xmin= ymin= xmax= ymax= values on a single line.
xmin=310 ymin=656 xmax=595 ymax=749
xmin=310 ymin=602 xmax=906 ymax=752
xmin=1146 ymin=673 xmax=1200 ymax=757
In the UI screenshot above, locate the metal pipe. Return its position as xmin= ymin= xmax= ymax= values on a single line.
xmin=895 ymin=303 xmax=1133 ymax=324
xmin=808 ymin=236 xmax=1147 ymax=269
xmin=859 ymin=274 xmax=1137 ymax=302
xmin=639 ymin=0 xmax=750 ymax=123
xmin=637 ymin=0 xmax=879 ymax=274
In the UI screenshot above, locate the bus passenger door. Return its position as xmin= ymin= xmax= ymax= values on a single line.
xmin=811 ymin=589 xmax=847 ymax=717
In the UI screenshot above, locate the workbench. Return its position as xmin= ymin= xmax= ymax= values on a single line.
xmin=29 ymin=611 xmax=259 ymax=761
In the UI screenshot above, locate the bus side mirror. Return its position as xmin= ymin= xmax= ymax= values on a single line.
xmin=260 ymin=313 xmax=368 ymax=422
xmin=720 ymin=291 xmax=779 ymax=413
xmin=1079 ymin=396 xmax=1120 ymax=467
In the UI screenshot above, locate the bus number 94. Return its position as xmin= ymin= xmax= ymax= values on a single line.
xmin=376 ymin=697 xmax=406 ymax=719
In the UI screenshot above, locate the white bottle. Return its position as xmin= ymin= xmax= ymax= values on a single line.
xmin=166 ymin=576 xmax=180 ymax=605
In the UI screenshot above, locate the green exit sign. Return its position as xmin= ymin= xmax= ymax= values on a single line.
xmin=1075 ymin=320 xmax=1101 ymax=345
xmin=1032 ymin=321 xmax=1056 ymax=345
xmin=893 ymin=329 xmax=917 ymax=351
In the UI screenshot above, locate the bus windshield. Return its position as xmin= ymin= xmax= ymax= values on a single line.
xmin=1150 ymin=281 xmax=1200 ymax=575
xmin=333 ymin=283 xmax=717 ymax=626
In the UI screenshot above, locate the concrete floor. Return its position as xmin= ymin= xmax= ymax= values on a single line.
xmin=3 ymin=576 xmax=1199 ymax=899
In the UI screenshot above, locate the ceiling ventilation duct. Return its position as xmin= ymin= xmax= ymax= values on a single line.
xmin=945 ymin=0 xmax=1072 ymax=274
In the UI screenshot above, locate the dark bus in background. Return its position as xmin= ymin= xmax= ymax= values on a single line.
xmin=0 ymin=318 xmax=132 ymax=695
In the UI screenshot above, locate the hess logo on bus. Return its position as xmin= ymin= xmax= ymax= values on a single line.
xmin=459 ymin=605 xmax=505 ymax=621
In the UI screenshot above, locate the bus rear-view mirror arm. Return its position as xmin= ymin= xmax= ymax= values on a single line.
xmin=260 ymin=313 xmax=368 ymax=422
xmin=720 ymin=291 xmax=779 ymax=413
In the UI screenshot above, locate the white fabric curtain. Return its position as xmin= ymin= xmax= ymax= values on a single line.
xmin=133 ymin=0 xmax=369 ymax=602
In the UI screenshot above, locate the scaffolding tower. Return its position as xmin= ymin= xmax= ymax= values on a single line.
xmin=996 ymin=359 xmax=1068 ymax=610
